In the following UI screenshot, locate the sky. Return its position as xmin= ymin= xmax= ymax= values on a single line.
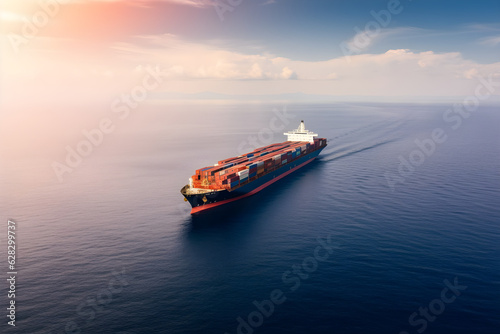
xmin=1 ymin=0 xmax=500 ymax=104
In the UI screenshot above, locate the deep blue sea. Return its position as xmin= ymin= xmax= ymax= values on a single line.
xmin=1 ymin=102 xmax=499 ymax=334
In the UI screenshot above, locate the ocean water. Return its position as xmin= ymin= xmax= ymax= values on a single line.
xmin=1 ymin=102 xmax=499 ymax=334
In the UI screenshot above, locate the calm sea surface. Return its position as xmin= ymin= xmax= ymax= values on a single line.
xmin=1 ymin=102 xmax=499 ymax=334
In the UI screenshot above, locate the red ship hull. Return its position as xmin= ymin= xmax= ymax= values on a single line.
xmin=181 ymin=144 xmax=325 ymax=214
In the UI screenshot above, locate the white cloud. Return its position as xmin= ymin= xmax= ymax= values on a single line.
xmin=281 ymin=67 xmax=297 ymax=80
xmin=3 ymin=33 xmax=500 ymax=99
xmin=479 ymin=35 xmax=500 ymax=46
xmin=327 ymin=72 xmax=338 ymax=80
xmin=467 ymin=23 xmax=500 ymax=32
xmin=345 ymin=27 xmax=424 ymax=53
xmin=463 ymin=68 xmax=478 ymax=79
xmin=248 ymin=63 xmax=264 ymax=79
xmin=112 ymin=34 xmax=296 ymax=80
xmin=107 ymin=35 xmax=500 ymax=96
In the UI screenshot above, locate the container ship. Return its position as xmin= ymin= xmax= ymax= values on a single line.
xmin=181 ymin=121 xmax=327 ymax=214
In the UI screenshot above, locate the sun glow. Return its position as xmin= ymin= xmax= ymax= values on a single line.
xmin=0 ymin=11 xmax=25 ymax=22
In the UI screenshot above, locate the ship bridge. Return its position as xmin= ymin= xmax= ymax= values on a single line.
xmin=284 ymin=120 xmax=318 ymax=142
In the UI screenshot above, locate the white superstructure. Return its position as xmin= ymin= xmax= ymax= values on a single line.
xmin=284 ymin=120 xmax=318 ymax=142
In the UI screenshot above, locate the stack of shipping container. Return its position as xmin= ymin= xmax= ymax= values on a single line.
xmin=191 ymin=138 xmax=327 ymax=191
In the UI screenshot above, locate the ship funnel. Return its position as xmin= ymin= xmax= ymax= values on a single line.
xmin=299 ymin=120 xmax=305 ymax=132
